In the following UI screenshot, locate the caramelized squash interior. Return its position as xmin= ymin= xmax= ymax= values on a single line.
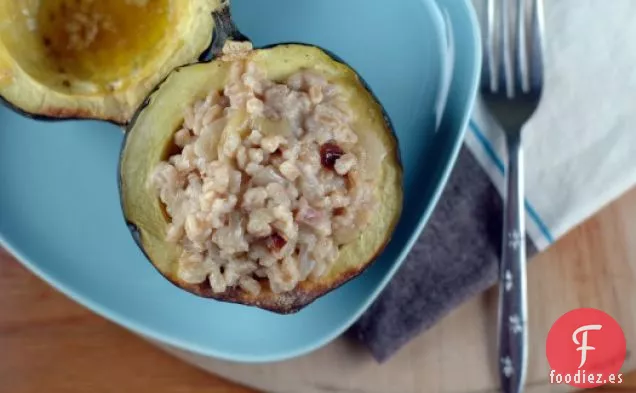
xmin=1 ymin=0 xmax=173 ymax=94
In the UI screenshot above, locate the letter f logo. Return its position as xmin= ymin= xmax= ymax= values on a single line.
xmin=572 ymin=324 xmax=603 ymax=368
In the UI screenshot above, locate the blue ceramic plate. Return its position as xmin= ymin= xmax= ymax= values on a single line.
xmin=0 ymin=0 xmax=480 ymax=362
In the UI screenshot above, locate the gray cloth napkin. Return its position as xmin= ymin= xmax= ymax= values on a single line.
xmin=348 ymin=146 xmax=537 ymax=362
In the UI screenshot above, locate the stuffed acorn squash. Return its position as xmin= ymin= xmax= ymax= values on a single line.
xmin=0 ymin=0 xmax=220 ymax=124
xmin=119 ymin=3 xmax=403 ymax=313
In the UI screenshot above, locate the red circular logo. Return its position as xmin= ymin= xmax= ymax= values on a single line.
xmin=546 ymin=308 xmax=626 ymax=388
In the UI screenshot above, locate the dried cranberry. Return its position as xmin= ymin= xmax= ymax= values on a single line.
xmin=333 ymin=207 xmax=346 ymax=216
xmin=266 ymin=233 xmax=287 ymax=251
xmin=320 ymin=142 xmax=344 ymax=169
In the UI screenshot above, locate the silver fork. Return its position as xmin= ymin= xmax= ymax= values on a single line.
xmin=479 ymin=1 xmax=545 ymax=393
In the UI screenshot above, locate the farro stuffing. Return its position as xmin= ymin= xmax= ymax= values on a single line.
xmin=149 ymin=58 xmax=377 ymax=296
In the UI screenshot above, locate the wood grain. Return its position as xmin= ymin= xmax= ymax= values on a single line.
xmin=0 ymin=247 xmax=257 ymax=393
xmin=1 ymin=187 xmax=635 ymax=393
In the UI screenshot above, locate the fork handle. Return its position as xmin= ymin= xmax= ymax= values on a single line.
xmin=498 ymin=132 xmax=528 ymax=393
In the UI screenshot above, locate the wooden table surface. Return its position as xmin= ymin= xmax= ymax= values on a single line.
xmin=2 ymin=188 xmax=636 ymax=393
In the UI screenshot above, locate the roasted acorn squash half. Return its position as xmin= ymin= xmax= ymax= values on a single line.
xmin=0 ymin=0 xmax=220 ymax=125
xmin=119 ymin=3 xmax=403 ymax=313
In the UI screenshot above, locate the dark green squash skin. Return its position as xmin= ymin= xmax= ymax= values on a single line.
xmin=118 ymin=1 xmax=404 ymax=314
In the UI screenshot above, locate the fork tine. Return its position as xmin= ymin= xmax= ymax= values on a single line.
xmin=481 ymin=0 xmax=496 ymax=93
xmin=515 ymin=0 xmax=529 ymax=93
xmin=529 ymin=0 xmax=545 ymax=92
xmin=499 ymin=0 xmax=514 ymax=98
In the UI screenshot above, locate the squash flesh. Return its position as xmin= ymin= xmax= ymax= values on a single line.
xmin=36 ymin=0 xmax=173 ymax=88
xmin=0 ymin=0 xmax=220 ymax=124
